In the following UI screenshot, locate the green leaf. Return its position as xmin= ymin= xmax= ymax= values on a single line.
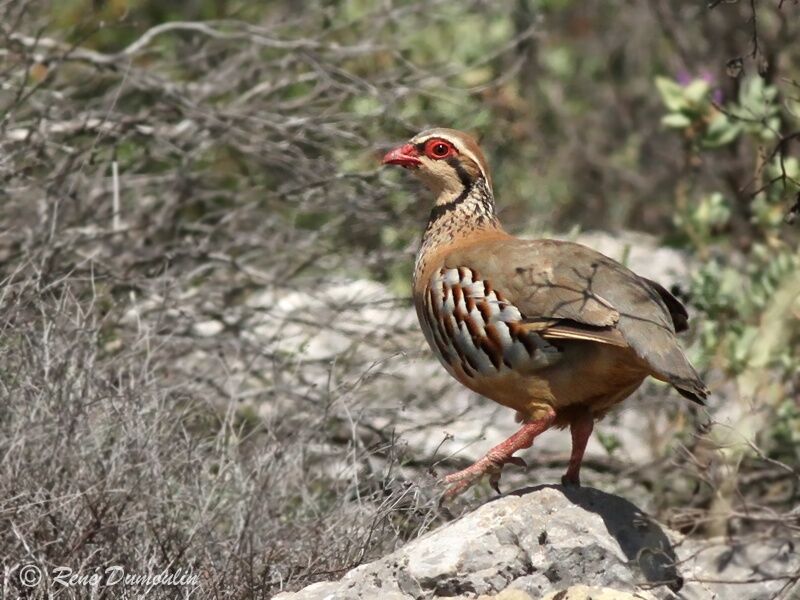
xmin=683 ymin=79 xmax=711 ymax=104
xmin=655 ymin=76 xmax=688 ymax=112
xmin=661 ymin=113 xmax=692 ymax=128
xmin=735 ymin=76 xmax=780 ymax=121
xmin=702 ymin=113 xmax=742 ymax=147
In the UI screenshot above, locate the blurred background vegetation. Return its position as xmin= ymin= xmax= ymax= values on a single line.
xmin=1 ymin=0 xmax=798 ymax=597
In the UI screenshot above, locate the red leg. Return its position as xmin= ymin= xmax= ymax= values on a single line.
xmin=442 ymin=407 xmax=555 ymax=499
xmin=561 ymin=411 xmax=594 ymax=486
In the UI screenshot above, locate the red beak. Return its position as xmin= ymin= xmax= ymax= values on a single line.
xmin=381 ymin=143 xmax=421 ymax=168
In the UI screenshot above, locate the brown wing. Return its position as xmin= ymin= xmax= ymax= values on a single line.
xmin=445 ymin=238 xmax=708 ymax=403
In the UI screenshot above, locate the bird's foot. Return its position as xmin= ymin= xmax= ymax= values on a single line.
xmin=440 ymin=454 xmax=527 ymax=501
xmin=438 ymin=412 xmax=556 ymax=502
xmin=560 ymin=472 xmax=581 ymax=487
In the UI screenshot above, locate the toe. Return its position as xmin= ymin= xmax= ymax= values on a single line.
xmin=442 ymin=469 xmax=475 ymax=485
xmin=441 ymin=479 xmax=471 ymax=502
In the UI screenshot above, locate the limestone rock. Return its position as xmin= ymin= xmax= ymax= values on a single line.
xmin=272 ymin=486 xmax=798 ymax=600
xmin=478 ymin=590 xmax=536 ymax=600
xmin=541 ymin=586 xmax=657 ymax=600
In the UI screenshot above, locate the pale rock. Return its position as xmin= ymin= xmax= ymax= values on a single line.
xmin=541 ymin=585 xmax=658 ymax=599
xmin=191 ymin=319 xmax=224 ymax=337
xmin=273 ymin=486 xmax=797 ymax=600
xmin=478 ymin=590 xmax=536 ymax=600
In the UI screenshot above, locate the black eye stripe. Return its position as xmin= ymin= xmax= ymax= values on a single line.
xmin=446 ymin=156 xmax=473 ymax=188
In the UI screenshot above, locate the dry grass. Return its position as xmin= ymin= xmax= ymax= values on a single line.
xmin=0 ymin=274 xmax=441 ymax=598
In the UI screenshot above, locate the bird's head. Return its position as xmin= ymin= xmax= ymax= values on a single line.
xmin=382 ymin=128 xmax=492 ymax=199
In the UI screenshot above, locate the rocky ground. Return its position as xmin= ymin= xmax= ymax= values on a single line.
xmin=273 ymin=486 xmax=798 ymax=600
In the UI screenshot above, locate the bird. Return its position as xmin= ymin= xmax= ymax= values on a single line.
xmin=382 ymin=128 xmax=708 ymax=499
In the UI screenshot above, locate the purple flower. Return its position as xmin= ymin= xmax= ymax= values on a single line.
xmin=675 ymin=68 xmax=724 ymax=104
xmin=676 ymin=69 xmax=693 ymax=86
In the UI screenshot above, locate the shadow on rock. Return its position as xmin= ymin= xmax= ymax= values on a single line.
xmin=507 ymin=484 xmax=683 ymax=592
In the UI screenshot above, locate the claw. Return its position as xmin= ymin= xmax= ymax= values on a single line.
xmin=488 ymin=455 xmax=527 ymax=494
xmin=505 ymin=456 xmax=527 ymax=469
xmin=489 ymin=472 xmax=502 ymax=495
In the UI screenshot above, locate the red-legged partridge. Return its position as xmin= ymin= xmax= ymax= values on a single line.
xmin=382 ymin=128 xmax=708 ymax=499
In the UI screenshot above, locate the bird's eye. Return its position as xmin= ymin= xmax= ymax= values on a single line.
xmin=425 ymin=139 xmax=453 ymax=159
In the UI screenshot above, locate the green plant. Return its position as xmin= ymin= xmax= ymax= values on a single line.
xmin=657 ymin=72 xmax=800 ymax=534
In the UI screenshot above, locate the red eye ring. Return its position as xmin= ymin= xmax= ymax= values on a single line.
xmin=424 ymin=139 xmax=454 ymax=159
